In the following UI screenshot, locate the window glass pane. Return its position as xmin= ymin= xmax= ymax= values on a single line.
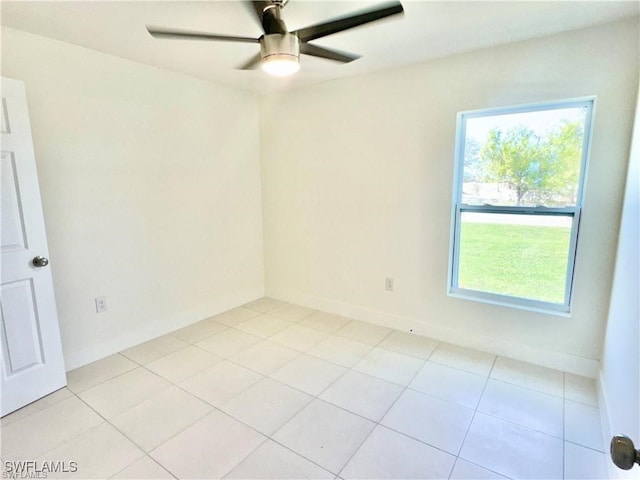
xmin=457 ymin=212 xmax=572 ymax=304
xmin=462 ymin=106 xmax=587 ymax=207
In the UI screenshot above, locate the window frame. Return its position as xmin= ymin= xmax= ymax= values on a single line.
xmin=447 ymin=97 xmax=596 ymax=315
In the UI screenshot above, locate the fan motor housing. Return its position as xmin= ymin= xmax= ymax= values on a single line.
xmin=260 ymin=33 xmax=300 ymax=61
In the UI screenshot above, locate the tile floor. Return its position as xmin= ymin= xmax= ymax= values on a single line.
xmin=1 ymin=298 xmax=609 ymax=479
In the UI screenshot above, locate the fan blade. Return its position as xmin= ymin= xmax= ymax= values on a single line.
xmin=237 ymin=52 xmax=263 ymax=70
xmin=293 ymin=1 xmax=404 ymax=43
xmin=300 ymin=43 xmax=360 ymax=63
xmin=146 ymin=26 xmax=259 ymax=43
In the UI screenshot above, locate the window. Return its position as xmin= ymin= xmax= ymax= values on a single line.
xmin=448 ymin=98 xmax=595 ymax=314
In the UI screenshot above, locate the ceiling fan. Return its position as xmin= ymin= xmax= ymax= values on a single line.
xmin=146 ymin=0 xmax=404 ymax=76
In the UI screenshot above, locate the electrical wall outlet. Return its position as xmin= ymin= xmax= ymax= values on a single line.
xmin=95 ymin=296 xmax=108 ymax=313
xmin=385 ymin=277 xmax=394 ymax=291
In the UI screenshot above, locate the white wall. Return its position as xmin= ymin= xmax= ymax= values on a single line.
xmin=260 ymin=18 xmax=640 ymax=376
xmin=1 ymin=28 xmax=265 ymax=370
xmin=599 ymin=83 xmax=640 ymax=478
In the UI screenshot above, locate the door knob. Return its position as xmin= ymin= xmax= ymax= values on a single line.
xmin=611 ymin=435 xmax=640 ymax=470
xmin=32 ymin=256 xmax=49 ymax=267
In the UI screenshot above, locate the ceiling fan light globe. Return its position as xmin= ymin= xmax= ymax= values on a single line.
xmin=260 ymin=33 xmax=300 ymax=76
xmin=262 ymin=55 xmax=300 ymax=76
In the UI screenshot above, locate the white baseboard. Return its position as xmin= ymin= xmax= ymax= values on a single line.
xmin=266 ymin=288 xmax=600 ymax=378
xmin=63 ymin=287 xmax=264 ymax=371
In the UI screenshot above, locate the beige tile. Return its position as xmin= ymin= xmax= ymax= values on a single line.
xmin=121 ymin=335 xmax=188 ymax=365
xmin=1 ymin=396 xmax=103 ymax=460
xmin=273 ymin=399 xmax=375 ymax=474
xmin=271 ymin=354 xmax=346 ymax=396
xmin=243 ymin=297 xmax=283 ymax=313
xmin=320 ymin=370 xmax=403 ymax=422
xmin=112 ymin=456 xmax=175 ymax=479
xmin=460 ymin=413 xmax=563 ymax=479
xmin=450 ymin=459 xmax=508 ymax=479
xmin=269 ymin=324 xmax=329 ymax=351
xmin=150 ymin=410 xmax=266 ymax=479
xmin=410 ymin=362 xmax=487 ymax=409
xmin=145 ymin=346 xmax=222 ymax=383
xmin=230 ymin=340 xmax=300 ymax=375
xmin=180 ymin=360 xmax=263 ymax=406
xmin=565 ymin=400 xmax=604 ymax=451
xmin=267 ymin=303 xmax=316 ymax=322
xmin=308 ymin=335 xmax=372 ymax=368
xmin=111 ymin=387 xmax=213 ymax=451
xmin=341 ymin=425 xmax=456 ymax=479
xmin=478 ymin=379 xmax=564 ymax=438
xmin=381 ymin=389 xmax=474 ymax=455
xmin=170 ymin=318 xmax=227 ymax=344
xmin=378 ymin=330 xmax=439 ymax=359
xmin=225 ymin=440 xmax=334 ymax=479
xmin=213 ymin=307 xmax=260 ymax=327
xmin=564 ymin=441 xmax=608 ymax=479
xmin=1 ymin=387 xmax=73 ymax=426
xmin=195 ymin=328 xmax=262 ymax=358
xmin=67 ymin=354 xmax=138 ymax=393
xmin=335 ymin=320 xmax=391 ymax=345
xmin=299 ymin=311 xmax=351 ymax=333
xmin=353 ymin=348 xmax=424 ymax=386
xmin=429 ymin=342 xmax=496 ymax=377
xmin=565 ymin=373 xmax=598 ymax=407
xmin=221 ymin=378 xmax=313 ymax=435
xmin=491 ymin=357 xmax=564 ymax=397
xmin=236 ymin=314 xmax=292 ymax=338
xmin=79 ymin=367 xmax=172 ymax=418
xmin=38 ymin=423 xmax=144 ymax=479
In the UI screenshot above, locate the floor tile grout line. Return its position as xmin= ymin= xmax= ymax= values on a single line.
xmin=486 ymin=375 xmax=567 ymax=401
xmin=160 ymin=312 xmax=385 ymax=476
xmin=484 ymin=374 xmax=568 ymax=400
xmin=72 ymin=366 xmax=174 ymax=422
xmin=427 ymin=356 xmax=494 ymax=378
xmin=335 ymin=340 xmax=427 ymax=478
xmin=335 ymin=347 xmax=452 ymax=478
xmin=16 ymin=392 xmax=106 ymax=460
xmin=65 ymin=353 xmax=139 ymax=395
xmin=450 ymin=457 xmax=515 ymax=480
xmin=333 ymin=417 xmax=378 ymax=478
xmin=108 ymin=454 xmax=178 ymax=480
xmin=67 ymin=306 xmax=421 ymax=399
xmin=168 ymin=321 xmax=230 ymax=346
xmin=365 ymin=422 xmax=464 ymax=461
xmin=46 ymin=393 xmax=152 ymax=476
xmin=0 ymin=387 xmax=74 ymax=428
xmin=119 ymin=336 xmax=191 ymax=367
xmin=454 ymin=354 xmax=498 ymax=463
xmin=257 ymin=437 xmax=338 ymax=477
xmin=218 ymin=436 xmax=272 ymax=479
xmin=102 ymin=364 xmax=229 ymax=457
xmin=115 ymin=364 xmax=281 ymax=474
xmin=240 ymin=330 xmax=439 ymax=476
xmin=12 ymin=299 xmax=601 ymax=479
xmin=6 ymin=327 xmax=456 ymax=474
xmin=563 ymin=439 xmax=608 ymax=454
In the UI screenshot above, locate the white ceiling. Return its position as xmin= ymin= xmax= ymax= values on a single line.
xmin=2 ymin=1 xmax=638 ymax=95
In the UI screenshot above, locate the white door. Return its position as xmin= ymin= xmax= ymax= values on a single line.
xmin=601 ymin=87 xmax=640 ymax=476
xmin=1 ymin=76 xmax=66 ymax=416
